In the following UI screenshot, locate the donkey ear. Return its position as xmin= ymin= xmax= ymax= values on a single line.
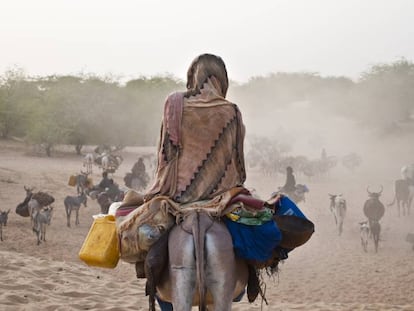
xmin=7 ymin=209 xmax=10 ymax=214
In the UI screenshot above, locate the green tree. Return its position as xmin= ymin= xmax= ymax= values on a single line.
xmin=0 ymin=67 xmax=37 ymax=139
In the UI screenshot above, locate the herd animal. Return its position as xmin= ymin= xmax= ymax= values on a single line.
xmin=64 ymin=192 xmax=88 ymax=227
xmin=388 ymin=179 xmax=413 ymax=216
xmin=32 ymin=206 xmax=53 ymax=245
xmin=0 ymin=209 xmax=10 ymax=241
xmin=362 ymin=186 xmax=385 ymax=253
xmin=14 ymin=186 xmax=55 ymax=245
xmin=359 ymin=221 xmax=370 ymax=252
xmin=328 ymin=194 xmax=346 ymax=236
xmin=83 ymin=153 xmax=95 ymax=174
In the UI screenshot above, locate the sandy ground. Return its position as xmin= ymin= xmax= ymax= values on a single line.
xmin=1 ymin=139 xmax=414 ymax=311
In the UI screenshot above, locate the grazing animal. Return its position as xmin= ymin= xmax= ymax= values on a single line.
xmin=369 ymin=219 xmax=381 ymax=253
xmin=83 ymin=153 xmax=95 ymax=174
xmin=96 ymin=153 xmax=123 ymax=173
xmin=406 ymin=233 xmax=414 ymax=251
xmin=359 ymin=221 xmax=370 ymax=252
xmin=388 ymin=179 xmax=411 ymax=216
xmin=329 ymin=194 xmax=347 ymax=235
xmin=97 ymin=192 xmax=112 ymax=214
xmin=155 ymin=211 xmax=248 ymax=311
xmin=16 ymin=187 xmax=55 ymax=225
xmin=16 ymin=186 xmax=34 ymax=217
xmin=0 ymin=209 xmax=10 ymax=241
xmin=32 ymin=206 xmax=53 ymax=245
xmin=64 ymin=192 xmax=87 ymax=227
xmin=101 ymin=153 xmax=110 ymax=172
xmin=76 ymin=171 xmax=91 ymax=195
xmin=291 ymin=184 xmax=309 ymax=204
xmin=363 ymin=186 xmax=385 ymax=253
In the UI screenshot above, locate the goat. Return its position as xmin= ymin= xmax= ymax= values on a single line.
xmin=32 ymin=206 xmax=53 ymax=245
xmin=0 ymin=209 xmax=10 ymax=241
xmin=64 ymin=192 xmax=87 ymax=227
xmin=359 ymin=221 xmax=369 ymax=252
xmin=329 ymin=194 xmax=347 ymax=235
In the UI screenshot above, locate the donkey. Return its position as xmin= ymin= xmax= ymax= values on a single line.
xmin=0 ymin=209 xmax=10 ymax=241
xmin=75 ymin=171 xmax=91 ymax=195
xmin=32 ymin=206 xmax=53 ymax=245
xmin=329 ymin=194 xmax=347 ymax=236
xmin=16 ymin=186 xmax=54 ymax=223
xmin=155 ymin=211 xmax=248 ymax=311
xmin=64 ymin=192 xmax=87 ymax=227
xmin=83 ymin=153 xmax=94 ymax=174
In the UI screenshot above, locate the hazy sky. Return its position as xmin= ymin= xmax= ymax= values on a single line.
xmin=1 ymin=0 xmax=413 ymax=82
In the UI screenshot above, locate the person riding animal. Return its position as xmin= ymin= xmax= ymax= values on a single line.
xmin=117 ymin=54 xmax=313 ymax=310
xmin=281 ymin=166 xmax=296 ymax=194
xmin=124 ymin=157 xmax=150 ymax=190
xmin=120 ymin=54 xmax=259 ymax=310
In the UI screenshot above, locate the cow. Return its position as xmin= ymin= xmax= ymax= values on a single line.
xmin=329 ymin=194 xmax=346 ymax=235
xmin=359 ymin=221 xmax=370 ymax=252
xmin=388 ymin=179 xmax=411 ymax=216
xmin=363 ymin=186 xmax=385 ymax=253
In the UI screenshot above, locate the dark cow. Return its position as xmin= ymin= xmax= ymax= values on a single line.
xmin=363 ymin=186 xmax=385 ymax=253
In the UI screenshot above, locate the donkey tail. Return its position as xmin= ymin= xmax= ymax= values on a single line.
xmin=192 ymin=211 xmax=209 ymax=311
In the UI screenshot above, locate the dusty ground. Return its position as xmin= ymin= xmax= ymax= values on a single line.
xmin=0 ymin=139 xmax=413 ymax=311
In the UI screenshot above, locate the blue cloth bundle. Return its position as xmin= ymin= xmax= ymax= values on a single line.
xmin=224 ymin=217 xmax=281 ymax=261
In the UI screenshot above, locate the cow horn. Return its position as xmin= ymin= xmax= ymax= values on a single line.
xmin=367 ymin=186 xmax=372 ymax=195
xmin=379 ymin=185 xmax=383 ymax=195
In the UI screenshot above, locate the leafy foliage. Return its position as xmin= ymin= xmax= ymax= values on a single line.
xmin=0 ymin=59 xmax=412 ymax=156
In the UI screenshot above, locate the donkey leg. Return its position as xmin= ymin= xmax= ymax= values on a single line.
xmin=168 ymin=227 xmax=196 ymax=311
xmin=205 ymin=224 xmax=242 ymax=311
xmin=65 ymin=206 xmax=71 ymax=227
xmin=76 ymin=209 xmax=79 ymax=226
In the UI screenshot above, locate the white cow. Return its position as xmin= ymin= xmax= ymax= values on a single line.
xmin=329 ymin=194 xmax=347 ymax=236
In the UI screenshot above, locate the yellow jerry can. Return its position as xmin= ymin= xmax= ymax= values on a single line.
xmin=79 ymin=215 xmax=120 ymax=269
xmin=68 ymin=175 xmax=77 ymax=187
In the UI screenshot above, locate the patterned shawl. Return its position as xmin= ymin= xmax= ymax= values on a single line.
xmin=146 ymin=78 xmax=246 ymax=203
